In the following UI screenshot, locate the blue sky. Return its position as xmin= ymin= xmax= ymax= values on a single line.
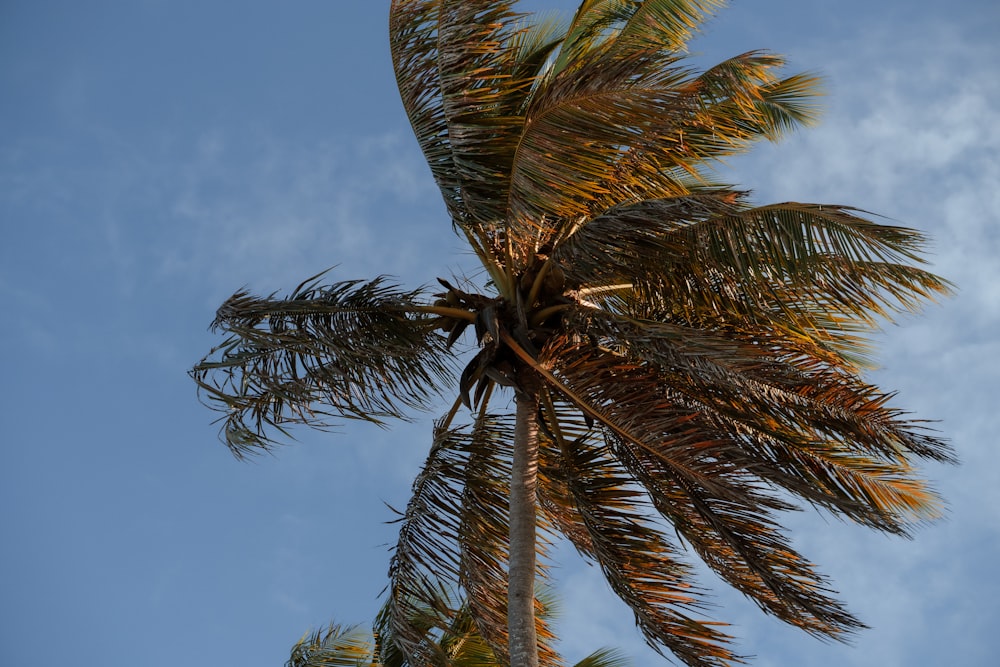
xmin=1 ymin=1 xmax=997 ymax=665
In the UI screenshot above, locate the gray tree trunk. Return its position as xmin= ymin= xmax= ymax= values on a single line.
xmin=508 ymin=383 xmax=540 ymax=667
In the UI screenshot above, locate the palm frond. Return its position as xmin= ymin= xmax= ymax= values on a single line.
xmin=613 ymin=0 xmax=724 ymax=51
xmin=386 ymin=421 xmax=472 ymax=664
xmin=546 ymin=319 xmax=951 ymax=523
xmin=286 ymin=623 xmax=374 ymax=667
xmin=506 ymin=46 xmax=821 ymax=238
xmin=686 ymin=54 xmax=823 ymax=144
xmin=571 ymin=647 xmax=633 ymax=667
xmin=535 ymin=341 xmax=865 ymax=640
xmin=190 ymin=275 xmax=452 ymax=457
xmin=669 ymin=203 xmax=951 ymax=364
xmin=529 ymin=329 xmax=950 ymax=639
xmin=554 ymin=198 xmax=951 ymax=368
xmin=387 ymin=413 xmax=559 ymax=666
xmin=612 ymin=438 xmax=866 ymax=639
xmin=553 ymin=0 xmax=723 ymax=75
xmin=390 ymin=1 xmax=532 ymax=228
xmin=677 ymin=203 xmax=950 ymax=304
xmin=551 ymin=190 xmax=741 ymax=286
xmin=539 ymin=424 xmax=739 ymax=667
xmin=373 ymin=587 xmax=504 ymax=667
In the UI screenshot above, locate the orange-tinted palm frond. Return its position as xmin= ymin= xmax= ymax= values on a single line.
xmin=554 ymin=198 xmax=951 ymax=368
xmin=389 ymin=2 xmax=539 ymax=225
xmin=524 ymin=329 xmax=950 ymax=637
xmin=506 ymin=50 xmax=821 ymax=241
xmin=553 ymin=0 xmax=725 ymax=75
xmin=610 ymin=438 xmax=866 ymax=640
xmin=549 ymin=315 xmax=951 ymax=522
xmin=538 ymin=424 xmax=740 ymax=666
xmin=535 ymin=380 xmax=867 ymax=642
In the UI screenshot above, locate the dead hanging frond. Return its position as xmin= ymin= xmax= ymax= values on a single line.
xmin=190 ymin=274 xmax=454 ymax=457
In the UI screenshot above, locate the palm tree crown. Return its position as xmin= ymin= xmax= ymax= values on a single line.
xmin=193 ymin=2 xmax=952 ymax=666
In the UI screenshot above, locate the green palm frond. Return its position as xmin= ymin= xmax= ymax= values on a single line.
xmin=286 ymin=623 xmax=374 ymax=667
xmin=190 ymin=275 xmax=453 ymax=457
xmin=295 ymin=592 xmax=632 ymax=667
xmin=571 ymin=648 xmax=633 ymax=667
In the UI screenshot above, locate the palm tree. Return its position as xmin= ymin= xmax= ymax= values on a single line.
xmin=286 ymin=592 xmax=631 ymax=667
xmin=192 ymin=1 xmax=953 ymax=666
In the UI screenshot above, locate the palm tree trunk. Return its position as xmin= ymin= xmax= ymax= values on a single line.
xmin=509 ymin=381 xmax=540 ymax=667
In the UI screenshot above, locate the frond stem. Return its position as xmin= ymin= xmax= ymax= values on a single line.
xmin=500 ymin=330 xmax=704 ymax=482
xmin=439 ymin=393 xmax=466 ymax=433
xmin=477 ymin=381 xmax=496 ymax=420
xmin=541 ymin=389 xmax=572 ymax=458
xmin=526 ymin=258 xmax=554 ymax=307
xmin=409 ymin=305 xmax=478 ymax=321
xmin=529 ymin=304 xmax=573 ymax=328
xmin=577 ymin=283 xmax=634 ymax=297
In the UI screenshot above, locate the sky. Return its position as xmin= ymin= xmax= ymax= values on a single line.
xmin=1 ymin=1 xmax=998 ymax=666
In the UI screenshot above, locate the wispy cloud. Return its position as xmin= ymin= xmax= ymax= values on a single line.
xmin=552 ymin=14 xmax=1000 ymax=666
xmin=157 ymin=127 xmax=456 ymax=301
